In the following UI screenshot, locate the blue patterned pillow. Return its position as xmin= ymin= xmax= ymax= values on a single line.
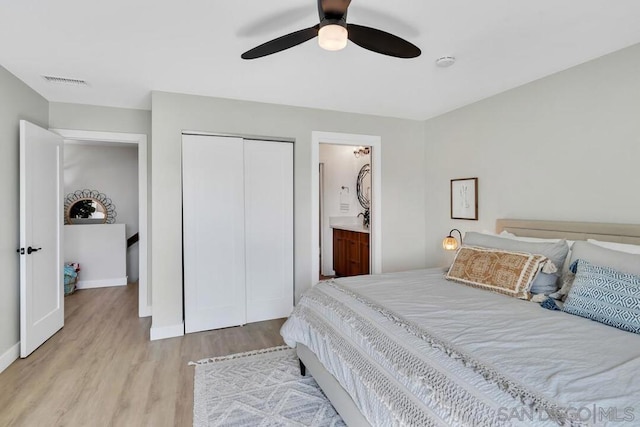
xmin=563 ymin=259 xmax=640 ymax=334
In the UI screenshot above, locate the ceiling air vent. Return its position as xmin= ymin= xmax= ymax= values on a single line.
xmin=42 ymin=75 xmax=89 ymax=86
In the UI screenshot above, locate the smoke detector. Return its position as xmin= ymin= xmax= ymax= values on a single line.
xmin=42 ymin=75 xmax=89 ymax=86
xmin=435 ymin=56 xmax=456 ymax=68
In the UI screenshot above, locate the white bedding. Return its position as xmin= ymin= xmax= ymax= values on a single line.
xmin=280 ymin=268 xmax=640 ymax=426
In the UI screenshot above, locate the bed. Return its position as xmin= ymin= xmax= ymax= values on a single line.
xmin=280 ymin=219 xmax=640 ymax=426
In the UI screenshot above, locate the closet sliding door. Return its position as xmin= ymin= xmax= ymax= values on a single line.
xmin=183 ymin=135 xmax=246 ymax=333
xmin=244 ymin=140 xmax=293 ymax=323
xmin=183 ymin=135 xmax=293 ymax=334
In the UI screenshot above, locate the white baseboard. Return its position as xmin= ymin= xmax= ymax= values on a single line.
xmin=138 ymin=305 xmax=152 ymax=318
xmin=0 ymin=342 xmax=20 ymax=374
xmin=76 ymin=277 xmax=128 ymax=289
xmin=150 ymin=322 xmax=184 ymax=341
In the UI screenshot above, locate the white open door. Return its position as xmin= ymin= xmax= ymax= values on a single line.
xmin=19 ymin=120 xmax=64 ymax=357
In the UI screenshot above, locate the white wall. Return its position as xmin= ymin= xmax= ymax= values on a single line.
xmin=64 ymin=144 xmax=139 ymax=281
xmin=49 ymin=103 xmax=152 ymax=137
xmin=151 ymin=91 xmax=426 ymax=333
xmin=320 ymin=144 xmax=370 ymax=275
xmin=0 ymin=65 xmax=49 ymax=367
xmin=64 ymin=224 xmax=127 ymax=288
xmin=424 ymin=43 xmax=640 ymax=267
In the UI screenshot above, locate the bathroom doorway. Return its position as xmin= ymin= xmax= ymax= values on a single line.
xmin=311 ymin=131 xmax=381 ymax=286
xmin=319 ymin=144 xmax=371 ymax=279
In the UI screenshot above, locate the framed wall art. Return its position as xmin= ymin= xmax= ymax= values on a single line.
xmin=451 ymin=177 xmax=478 ymax=220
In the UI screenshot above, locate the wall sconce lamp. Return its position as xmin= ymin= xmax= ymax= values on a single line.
xmin=442 ymin=229 xmax=463 ymax=251
xmin=354 ymin=146 xmax=370 ymax=158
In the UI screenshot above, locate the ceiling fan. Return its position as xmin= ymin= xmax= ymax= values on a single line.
xmin=241 ymin=0 xmax=421 ymax=60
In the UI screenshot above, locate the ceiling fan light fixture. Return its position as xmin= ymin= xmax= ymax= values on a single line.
xmin=241 ymin=0 xmax=421 ymax=59
xmin=318 ymin=24 xmax=348 ymax=51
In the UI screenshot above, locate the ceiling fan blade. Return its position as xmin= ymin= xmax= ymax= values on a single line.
xmin=241 ymin=26 xmax=319 ymax=59
xmin=347 ymin=24 xmax=421 ymax=58
xmin=237 ymin=6 xmax=313 ymax=38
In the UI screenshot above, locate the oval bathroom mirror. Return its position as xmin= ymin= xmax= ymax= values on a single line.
xmin=356 ymin=163 xmax=371 ymax=210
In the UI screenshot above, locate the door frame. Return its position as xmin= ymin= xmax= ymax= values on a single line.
xmin=318 ymin=162 xmax=324 ymax=276
xmin=311 ymin=131 xmax=382 ymax=286
xmin=50 ymin=128 xmax=150 ymax=318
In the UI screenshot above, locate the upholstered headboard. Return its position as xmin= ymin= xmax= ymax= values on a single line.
xmin=496 ymin=219 xmax=640 ymax=246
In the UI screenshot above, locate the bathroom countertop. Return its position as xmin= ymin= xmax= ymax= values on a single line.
xmin=330 ymin=224 xmax=370 ymax=234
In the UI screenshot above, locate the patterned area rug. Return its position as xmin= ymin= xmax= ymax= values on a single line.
xmin=191 ymin=346 xmax=346 ymax=427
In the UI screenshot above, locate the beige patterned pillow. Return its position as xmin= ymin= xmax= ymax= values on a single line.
xmin=446 ymin=246 xmax=549 ymax=300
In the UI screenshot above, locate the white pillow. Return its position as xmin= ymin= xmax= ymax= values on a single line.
xmin=500 ymin=230 xmax=558 ymax=242
xmin=587 ymin=239 xmax=640 ymax=255
xmin=500 ymin=231 xmax=574 ymax=247
xmin=570 ymin=241 xmax=640 ymax=275
xmin=500 ymin=231 xmax=576 ymax=273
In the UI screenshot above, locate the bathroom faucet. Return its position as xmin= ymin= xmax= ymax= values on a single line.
xmin=358 ymin=210 xmax=370 ymax=228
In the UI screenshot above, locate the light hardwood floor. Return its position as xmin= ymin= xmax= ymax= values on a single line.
xmin=0 ymin=283 xmax=286 ymax=426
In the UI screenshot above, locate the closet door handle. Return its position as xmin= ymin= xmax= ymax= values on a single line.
xmin=27 ymin=246 xmax=42 ymax=255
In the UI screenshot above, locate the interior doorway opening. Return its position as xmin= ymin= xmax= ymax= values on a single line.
xmin=319 ymin=143 xmax=372 ymax=280
xmin=51 ymin=129 xmax=150 ymax=318
xmin=63 ymin=143 xmax=139 ymax=292
xmin=311 ymin=131 xmax=382 ymax=287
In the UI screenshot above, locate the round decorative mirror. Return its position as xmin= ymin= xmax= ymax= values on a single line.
xmin=64 ymin=190 xmax=117 ymax=225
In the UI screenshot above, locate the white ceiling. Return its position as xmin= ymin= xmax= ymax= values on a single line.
xmin=1 ymin=0 xmax=640 ymax=120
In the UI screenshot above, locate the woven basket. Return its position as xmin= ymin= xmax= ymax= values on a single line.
xmin=64 ymin=275 xmax=78 ymax=295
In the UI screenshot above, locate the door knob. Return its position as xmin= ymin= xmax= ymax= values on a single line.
xmin=27 ymin=246 xmax=42 ymax=255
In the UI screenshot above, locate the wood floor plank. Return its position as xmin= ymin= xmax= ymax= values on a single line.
xmin=0 ymin=283 xmax=286 ymax=427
